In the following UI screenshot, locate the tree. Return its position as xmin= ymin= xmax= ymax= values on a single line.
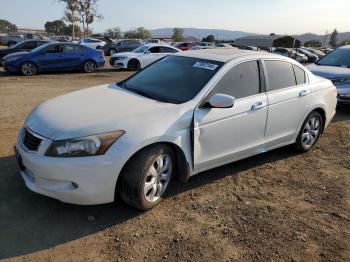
xmin=329 ymin=28 xmax=338 ymax=48
xmin=44 ymin=20 xmax=66 ymax=35
xmin=0 ymin=19 xmax=17 ymax=33
xmin=59 ymin=0 xmax=80 ymax=39
xmin=172 ymin=28 xmax=184 ymax=42
xmin=202 ymin=35 xmax=215 ymax=42
xmin=304 ymin=40 xmax=322 ymax=48
xmin=124 ymin=27 xmax=151 ymax=39
xmin=62 ymin=24 xmax=82 ymax=37
xmin=105 ymin=27 xmax=121 ymax=39
xmin=77 ymin=0 xmax=103 ymax=37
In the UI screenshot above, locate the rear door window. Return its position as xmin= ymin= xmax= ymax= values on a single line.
xmin=264 ymin=61 xmax=296 ymax=91
xmin=21 ymin=41 xmax=37 ymax=50
xmin=293 ymin=65 xmax=306 ymax=85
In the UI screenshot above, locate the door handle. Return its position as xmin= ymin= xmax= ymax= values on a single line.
xmin=251 ymin=101 xmax=266 ymax=111
xmin=299 ymin=90 xmax=308 ymax=97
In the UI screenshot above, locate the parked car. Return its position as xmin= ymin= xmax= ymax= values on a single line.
xmin=79 ymin=38 xmax=106 ymax=49
xmin=307 ymin=45 xmax=350 ymax=105
xmin=272 ymin=47 xmax=290 ymax=56
xmin=143 ymin=39 xmax=162 ymax=44
xmin=296 ymin=48 xmax=318 ymax=63
xmin=102 ymin=39 xmax=142 ymax=56
xmin=110 ymin=44 xmax=180 ymax=70
xmin=303 ymin=47 xmax=325 ymax=58
xmin=49 ymin=36 xmax=71 ymax=42
xmin=174 ymin=42 xmax=196 ymax=51
xmin=1 ymin=33 xmax=49 ymax=46
xmin=3 ymin=43 xmax=105 ymax=76
xmin=15 ymin=49 xmax=336 ymax=210
xmin=291 ymin=49 xmax=308 ymax=63
xmin=0 ymin=40 xmax=50 ymax=66
xmin=189 ymin=46 xmax=214 ymax=50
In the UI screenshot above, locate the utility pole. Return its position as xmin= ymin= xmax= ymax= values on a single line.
xmin=323 ymin=30 xmax=328 ymax=48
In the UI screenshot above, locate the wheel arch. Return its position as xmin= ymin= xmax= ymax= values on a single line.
xmin=20 ymin=60 xmax=39 ymax=73
xmin=115 ymin=141 xmax=191 ymax=199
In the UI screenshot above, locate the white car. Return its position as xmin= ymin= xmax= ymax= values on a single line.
xmin=110 ymin=44 xmax=180 ymax=70
xmin=16 ymin=49 xmax=337 ymax=210
xmin=79 ymin=38 xmax=106 ymax=49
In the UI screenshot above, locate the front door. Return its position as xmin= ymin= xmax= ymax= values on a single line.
xmin=193 ymin=60 xmax=268 ymax=172
xmin=35 ymin=44 xmax=65 ymax=71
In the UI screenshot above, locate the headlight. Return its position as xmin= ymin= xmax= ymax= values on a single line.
xmin=45 ymin=130 xmax=125 ymax=157
xmin=5 ymin=56 xmax=20 ymax=62
xmin=331 ymin=77 xmax=350 ymax=85
xmin=116 ymin=56 xmax=127 ymax=60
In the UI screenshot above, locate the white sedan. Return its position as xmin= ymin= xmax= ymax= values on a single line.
xmin=79 ymin=38 xmax=106 ymax=49
xmin=16 ymin=49 xmax=336 ymax=210
xmin=110 ymin=44 xmax=180 ymax=70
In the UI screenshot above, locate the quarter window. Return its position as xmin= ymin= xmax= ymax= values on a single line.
xmin=293 ymin=65 xmax=306 ymax=85
xmin=212 ymin=61 xmax=261 ymax=99
xmin=265 ymin=61 xmax=296 ymax=91
xmin=160 ymin=47 xmax=178 ymax=53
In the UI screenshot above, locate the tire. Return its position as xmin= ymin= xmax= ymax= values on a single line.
xmin=294 ymin=111 xmax=323 ymax=152
xmin=127 ymin=59 xmax=141 ymax=71
xmin=83 ymin=60 xmax=97 ymax=73
xmin=109 ymin=48 xmax=117 ymax=56
xmin=119 ymin=145 xmax=175 ymax=210
xmin=20 ymin=62 xmax=38 ymax=76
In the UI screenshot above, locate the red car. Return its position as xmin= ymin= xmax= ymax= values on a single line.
xmin=174 ymin=42 xmax=196 ymax=51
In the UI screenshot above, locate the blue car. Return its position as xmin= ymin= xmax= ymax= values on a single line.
xmin=3 ymin=43 xmax=105 ymax=76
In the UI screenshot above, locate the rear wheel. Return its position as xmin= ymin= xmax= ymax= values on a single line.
xmin=127 ymin=59 xmax=141 ymax=71
xmin=20 ymin=62 xmax=37 ymax=76
xmin=119 ymin=145 xmax=174 ymax=210
xmin=83 ymin=60 xmax=97 ymax=73
xmin=295 ymin=111 xmax=323 ymax=152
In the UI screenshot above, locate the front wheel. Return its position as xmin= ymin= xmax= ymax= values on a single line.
xmin=127 ymin=59 xmax=141 ymax=71
xmin=295 ymin=111 xmax=323 ymax=152
xmin=83 ymin=60 xmax=97 ymax=73
xmin=21 ymin=62 xmax=37 ymax=76
xmin=119 ymin=145 xmax=174 ymax=210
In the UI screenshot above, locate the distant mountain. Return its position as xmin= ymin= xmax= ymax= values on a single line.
xmin=296 ymin=32 xmax=350 ymax=44
xmin=149 ymin=28 xmax=255 ymax=41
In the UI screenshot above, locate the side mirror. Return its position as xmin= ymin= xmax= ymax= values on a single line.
xmin=209 ymin=94 xmax=235 ymax=108
xmin=38 ymin=51 xmax=46 ymax=55
xmin=144 ymin=50 xmax=151 ymax=54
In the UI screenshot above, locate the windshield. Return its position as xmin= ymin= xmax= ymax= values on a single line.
xmin=316 ymin=48 xmax=350 ymax=68
xmin=120 ymin=56 xmax=223 ymax=104
xmin=30 ymin=43 xmax=51 ymax=53
xmin=133 ymin=45 xmax=149 ymax=53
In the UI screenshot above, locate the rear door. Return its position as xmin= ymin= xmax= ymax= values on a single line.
xmin=61 ymin=44 xmax=84 ymax=69
xmin=193 ymin=60 xmax=268 ymax=171
xmin=263 ymin=60 xmax=310 ymax=147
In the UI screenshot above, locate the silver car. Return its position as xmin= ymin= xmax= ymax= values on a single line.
xmin=308 ymin=45 xmax=350 ymax=105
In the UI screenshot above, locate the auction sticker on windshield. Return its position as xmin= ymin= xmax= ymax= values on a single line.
xmin=193 ymin=61 xmax=219 ymax=70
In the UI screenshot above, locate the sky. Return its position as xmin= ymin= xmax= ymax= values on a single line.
xmin=1 ymin=0 xmax=349 ymax=35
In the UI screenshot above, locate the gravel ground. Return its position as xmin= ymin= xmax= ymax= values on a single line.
xmin=0 ymin=64 xmax=349 ymax=262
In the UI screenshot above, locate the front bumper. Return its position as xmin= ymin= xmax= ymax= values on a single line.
xmin=109 ymin=57 xmax=127 ymax=69
xmin=15 ymin=130 xmax=123 ymax=205
xmin=336 ymin=85 xmax=350 ymax=105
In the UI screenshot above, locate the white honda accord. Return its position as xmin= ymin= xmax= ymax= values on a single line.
xmin=16 ymin=49 xmax=337 ymax=210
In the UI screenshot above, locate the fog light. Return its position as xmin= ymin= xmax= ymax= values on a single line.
xmin=71 ymin=182 xmax=79 ymax=189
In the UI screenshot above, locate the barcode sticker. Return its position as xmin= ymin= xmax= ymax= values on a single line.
xmin=193 ymin=61 xmax=219 ymax=70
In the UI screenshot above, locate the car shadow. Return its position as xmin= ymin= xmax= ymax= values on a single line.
xmin=0 ymin=146 xmax=298 ymax=259
xmin=333 ymin=106 xmax=350 ymax=122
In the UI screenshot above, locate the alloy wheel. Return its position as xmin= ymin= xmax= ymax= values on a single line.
xmin=301 ymin=116 xmax=321 ymax=149
xmin=84 ymin=61 xmax=96 ymax=73
xmin=21 ymin=63 xmax=37 ymax=76
xmin=144 ymin=154 xmax=173 ymax=203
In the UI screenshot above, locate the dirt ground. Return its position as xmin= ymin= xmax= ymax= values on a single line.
xmin=0 ymin=64 xmax=349 ymax=262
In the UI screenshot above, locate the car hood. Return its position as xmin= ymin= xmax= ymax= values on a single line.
xmin=25 ymin=83 xmax=185 ymax=140
xmin=307 ymin=63 xmax=350 ymax=79
xmin=3 ymin=51 xmax=30 ymax=60
xmin=112 ymin=52 xmax=139 ymax=58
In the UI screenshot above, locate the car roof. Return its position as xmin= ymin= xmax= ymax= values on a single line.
xmin=173 ymin=48 xmax=282 ymax=63
xmin=339 ymin=45 xmax=350 ymax=49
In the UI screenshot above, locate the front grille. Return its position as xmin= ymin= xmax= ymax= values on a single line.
xmin=23 ymin=129 xmax=42 ymax=151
